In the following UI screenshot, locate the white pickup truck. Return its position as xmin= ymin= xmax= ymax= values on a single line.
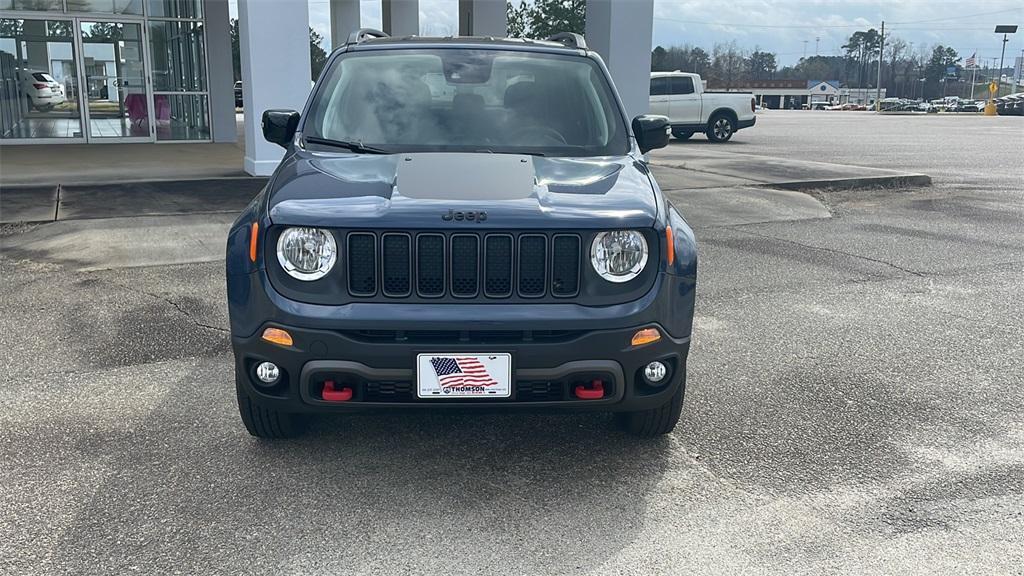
xmin=649 ymin=72 xmax=756 ymax=142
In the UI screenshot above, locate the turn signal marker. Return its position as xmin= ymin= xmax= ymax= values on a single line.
xmin=261 ymin=327 xmax=293 ymax=347
xmin=631 ymin=328 xmax=662 ymax=347
xmin=665 ymin=226 xmax=675 ymax=266
xmin=249 ymin=222 xmax=259 ymax=262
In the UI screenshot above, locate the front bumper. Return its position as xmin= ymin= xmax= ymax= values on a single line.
xmin=234 ymin=322 xmax=689 ymax=413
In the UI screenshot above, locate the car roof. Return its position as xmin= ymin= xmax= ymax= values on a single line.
xmin=343 ymin=35 xmax=587 ymax=55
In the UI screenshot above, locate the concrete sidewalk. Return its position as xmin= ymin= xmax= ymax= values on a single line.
xmin=0 ymin=141 xmax=929 ymax=224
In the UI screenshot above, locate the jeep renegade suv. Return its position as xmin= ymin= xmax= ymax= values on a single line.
xmin=225 ymin=31 xmax=697 ymax=438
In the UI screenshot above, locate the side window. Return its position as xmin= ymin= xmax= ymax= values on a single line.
xmin=650 ymin=77 xmax=669 ymax=96
xmin=670 ymin=76 xmax=695 ymax=95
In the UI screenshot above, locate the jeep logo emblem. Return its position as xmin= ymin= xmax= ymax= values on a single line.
xmin=442 ymin=209 xmax=487 ymax=222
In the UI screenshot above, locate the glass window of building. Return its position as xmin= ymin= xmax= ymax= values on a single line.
xmin=146 ymin=0 xmax=202 ymax=19
xmin=0 ymin=17 xmax=84 ymax=140
xmin=66 ymin=0 xmax=144 ymax=15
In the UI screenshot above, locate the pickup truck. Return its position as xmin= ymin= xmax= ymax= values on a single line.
xmin=649 ymin=71 xmax=756 ymax=142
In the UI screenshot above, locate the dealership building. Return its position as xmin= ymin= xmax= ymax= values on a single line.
xmin=704 ymin=79 xmax=886 ymax=109
xmin=0 ymin=0 xmax=655 ymax=176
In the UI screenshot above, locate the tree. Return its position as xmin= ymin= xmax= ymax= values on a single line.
xmin=507 ymin=1 xmax=528 ymax=37
xmin=777 ymin=55 xmax=846 ymax=83
xmin=651 ymin=45 xmax=711 ymax=75
xmin=925 ymin=45 xmax=960 ymax=82
xmin=843 ymin=29 xmax=881 ymax=87
xmin=506 ymin=0 xmax=585 ymax=39
xmin=309 ymin=28 xmax=328 ymax=80
xmin=229 ymin=19 xmax=327 ymax=82
xmin=748 ymin=49 xmax=777 ymax=80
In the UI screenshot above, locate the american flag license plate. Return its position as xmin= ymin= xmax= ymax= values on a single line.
xmin=416 ymin=353 xmax=512 ymax=398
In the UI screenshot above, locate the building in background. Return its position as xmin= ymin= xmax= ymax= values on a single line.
xmin=705 ymin=78 xmax=885 ymax=109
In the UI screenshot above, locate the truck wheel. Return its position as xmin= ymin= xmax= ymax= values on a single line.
xmin=706 ymin=114 xmax=735 ymax=143
xmin=671 ymin=129 xmax=693 ymax=140
xmin=617 ymin=379 xmax=685 ymax=437
xmin=236 ymin=378 xmax=304 ymax=439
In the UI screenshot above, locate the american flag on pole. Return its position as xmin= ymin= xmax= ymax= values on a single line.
xmin=430 ymin=356 xmax=498 ymax=389
xmin=966 ymin=53 xmax=977 ymax=68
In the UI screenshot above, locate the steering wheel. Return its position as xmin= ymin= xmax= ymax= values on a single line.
xmin=507 ymin=125 xmax=567 ymax=145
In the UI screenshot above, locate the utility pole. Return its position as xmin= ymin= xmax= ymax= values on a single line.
xmin=815 ymin=37 xmax=820 ymax=56
xmin=875 ymin=21 xmax=885 ymax=111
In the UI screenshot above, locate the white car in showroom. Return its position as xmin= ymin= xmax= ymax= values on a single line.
xmin=18 ymin=69 xmax=65 ymax=111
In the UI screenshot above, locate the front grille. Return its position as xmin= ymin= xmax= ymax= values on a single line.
xmin=381 ymin=234 xmax=411 ymax=297
xmin=347 ymin=233 xmax=377 ymax=296
xmin=346 ymin=231 xmax=582 ymax=301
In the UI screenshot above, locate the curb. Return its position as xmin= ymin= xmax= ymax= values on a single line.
xmin=767 ymin=173 xmax=932 ymax=192
xmin=2 ymin=177 xmax=269 ymax=225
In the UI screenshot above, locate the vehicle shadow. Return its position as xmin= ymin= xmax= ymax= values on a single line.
xmin=50 ymin=370 xmax=678 ymax=574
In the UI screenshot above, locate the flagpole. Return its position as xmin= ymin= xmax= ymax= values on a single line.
xmin=970 ymin=50 xmax=977 ymax=99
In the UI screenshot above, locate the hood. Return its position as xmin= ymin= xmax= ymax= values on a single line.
xmin=267 ymin=151 xmax=659 ymax=229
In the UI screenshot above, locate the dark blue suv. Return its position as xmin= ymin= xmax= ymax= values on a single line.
xmin=225 ymin=32 xmax=697 ymax=438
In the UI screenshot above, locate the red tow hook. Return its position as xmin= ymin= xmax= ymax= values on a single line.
xmin=322 ymin=380 xmax=353 ymax=402
xmin=574 ymin=379 xmax=605 ymax=400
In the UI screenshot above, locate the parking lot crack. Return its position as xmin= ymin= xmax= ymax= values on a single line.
xmin=730 ymin=228 xmax=926 ymax=277
xmin=102 ymin=278 xmax=229 ymax=334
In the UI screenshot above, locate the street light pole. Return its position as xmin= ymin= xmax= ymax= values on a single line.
xmin=994 ymin=25 xmax=1019 ymax=98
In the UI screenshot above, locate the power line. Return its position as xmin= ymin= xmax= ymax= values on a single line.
xmin=887 ymin=7 xmax=1022 ymax=25
xmin=655 ymin=16 xmax=867 ymax=29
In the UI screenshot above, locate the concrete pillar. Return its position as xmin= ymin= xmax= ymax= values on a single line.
xmin=331 ymin=0 xmax=361 ymax=49
xmin=382 ymin=0 xmax=419 ymax=37
xmin=585 ymin=0 xmax=654 ymax=120
xmin=458 ymin=0 xmax=506 ymax=37
xmin=204 ymin=0 xmax=236 ymax=143
xmin=238 ymin=0 xmax=310 ymax=176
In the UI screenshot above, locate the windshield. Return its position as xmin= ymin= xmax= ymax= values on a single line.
xmin=305 ymin=48 xmax=629 ymax=157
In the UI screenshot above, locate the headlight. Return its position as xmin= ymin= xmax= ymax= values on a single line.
xmin=591 ymin=230 xmax=648 ymax=283
xmin=276 ymin=227 xmax=337 ymax=281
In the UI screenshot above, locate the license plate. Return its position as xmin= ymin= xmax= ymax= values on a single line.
xmin=416 ymin=353 xmax=512 ymax=398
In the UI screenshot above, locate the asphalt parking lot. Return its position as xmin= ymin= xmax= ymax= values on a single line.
xmin=2 ymin=112 xmax=1023 ymax=575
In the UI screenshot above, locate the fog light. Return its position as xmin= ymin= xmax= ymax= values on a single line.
xmin=644 ymin=361 xmax=668 ymax=384
xmin=255 ymin=362 xmax=280 ymax=384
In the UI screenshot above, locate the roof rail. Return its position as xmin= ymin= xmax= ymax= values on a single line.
xmin=347 ymin=28 xmax=389 ymax=45
xmin=546 ymin=32 xmax=587 ymax=50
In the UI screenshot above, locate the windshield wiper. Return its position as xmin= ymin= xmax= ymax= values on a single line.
xmin=304 ymin=136 xmax=389 ymax=154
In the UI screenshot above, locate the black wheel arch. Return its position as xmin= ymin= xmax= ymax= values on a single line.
xmin=707 ymin=107 xmax=738 ymax=126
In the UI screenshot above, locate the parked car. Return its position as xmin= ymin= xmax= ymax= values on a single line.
xmin=18 ymin=69 xmax=65 ymax=111
xmin=996 ymin=93 xmax=1023 ymax=116
xmin=234 ymin=81 xmax=243 ymax=108
xmin=226 ymin=31 xmax=697 ymax=439
xmin=649 ymin=71 xmax=756 ymax=142
xmin=952 ymin=100 xmax=982 ymax=112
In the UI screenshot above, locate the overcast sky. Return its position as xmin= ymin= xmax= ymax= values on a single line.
xmin=229 ymin=1 xmax=1024 ymax=67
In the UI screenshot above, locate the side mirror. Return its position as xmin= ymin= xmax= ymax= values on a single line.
xmin=262 ymin=109 xmax=300 ymax=148
xmin=632 ymin=114 xmax=671 ymax=154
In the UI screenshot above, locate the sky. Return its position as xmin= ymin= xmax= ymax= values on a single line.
xmin=229 ymin=0 xmax=1024 ymax=68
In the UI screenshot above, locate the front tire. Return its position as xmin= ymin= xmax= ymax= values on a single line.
xmin=617 ymin=378 xmax=685 ymax=437
xmin=671 ymin=129 xmax=693 ymax=140
xmin=705 ymin=114 xmax=735 ymax=143
xmin=236 ymin=378 xmax=304 ymax=439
